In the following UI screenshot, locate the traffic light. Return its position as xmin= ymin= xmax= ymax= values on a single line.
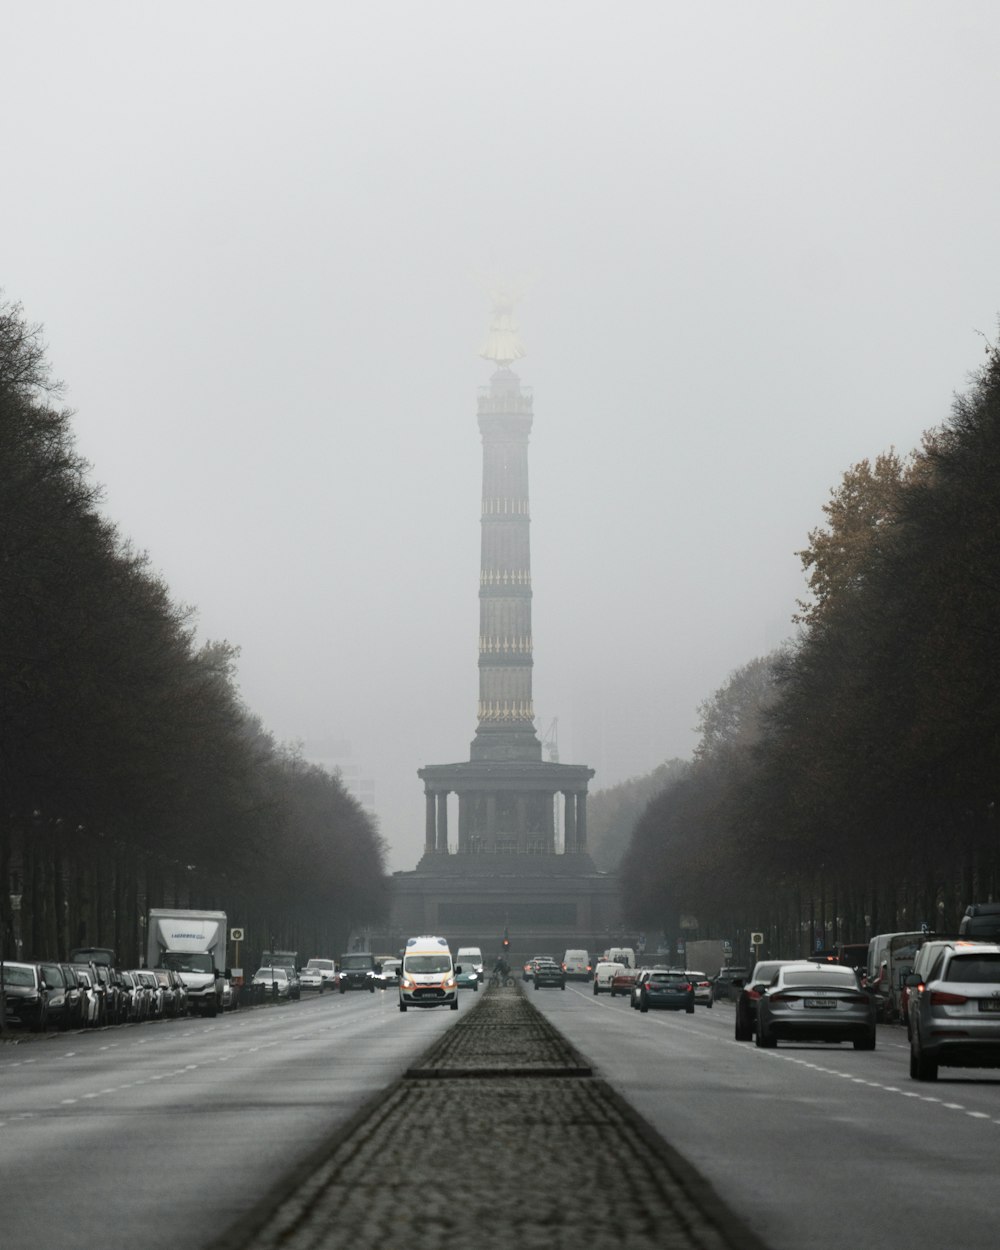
xmin=501 ymin=927 xmax=510 ymax=953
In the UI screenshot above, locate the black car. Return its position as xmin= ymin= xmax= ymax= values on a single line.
xmin=532 ymin=959 xmax=566 ymax=990
xmin=338 ymin=953 xmax=377 ymax=992
xmin=1 ymin=962 xmax=51 ymax=1031
xmin=711 ymin=966 xmax=748 ymax=1003
xmin=37 ymin=961 xmax=76 ymax=1031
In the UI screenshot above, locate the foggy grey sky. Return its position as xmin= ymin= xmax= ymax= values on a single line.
xmin=4 ymin=2 xmax=1000 ymax=869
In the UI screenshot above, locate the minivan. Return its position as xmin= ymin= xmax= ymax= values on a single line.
xmin=562 ymin=949 xmax=592 ymax=980
xmin=398 ymin=935 xmax=458 ymax=1012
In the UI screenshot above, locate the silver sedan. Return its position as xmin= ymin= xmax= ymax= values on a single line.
xmin=755 ymin=963 xmax=876 ymax=1050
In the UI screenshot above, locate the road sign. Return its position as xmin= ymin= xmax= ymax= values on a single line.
xmin=750 ymin=932 xmax=764 ymax=946
xmin=230 ymin=928 xmax=244 ymax=942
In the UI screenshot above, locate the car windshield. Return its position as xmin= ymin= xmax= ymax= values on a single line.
xmin=162 ymin=952 xmax=214 ymax=974
xmin=307 ymin=960 xmax=334 ymax=970
xmin=404 ymin=956 xmax=451 ymax=974
xmin=946 ymin=955 xmax=1000 ymax=983
xmin=650 ymin=973 xmax=686 ymax=984
xmin=1 ymin=966 xmax=35 ymax=986
xmin=341 ymin=956 xmax=374 ymax=970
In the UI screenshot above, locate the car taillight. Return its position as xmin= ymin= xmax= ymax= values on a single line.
xmin=769 ymin=993 xmax=797 ymax=1003
xmin=930 ymin=991 xmax=968 ymax=1006
xmin=842 ymin=994 xmax=870 ymax=1004
xmin=698 ymin=981 xmax=710 ymax=988
xmin=747 ymin=988 xmax=761 ymax=1000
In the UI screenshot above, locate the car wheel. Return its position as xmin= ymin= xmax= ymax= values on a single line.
xmin=735 ymin=1011 xmax=753 ymax=1042
xmin=706 ymin=999 xmax=713 ymax=1009
xmin=339 ymin=986 xmax=345 ymax=994
xmin=561 ymin=982 xmax=565 ymax=990
xmin=399 ymin=1002 xmax=407 ymax=1012
xmin=755 ymin=1024 xmax=776 ymax=1048
xmin=610 ymin=987 xmax=616 ymax=997
xmin=910 ymin=1034 xmax=938 ymax=1081
xmin=534 ymin=980 xmax=539 ymax=990
xmin=686 ymin=1003 xmax=695 ymax=1014
xmin=640 ymin=999 xmax=649 ymax=1013
xmin=854 ymin=1033 xmax=877 ymax=1051
xmin=450 ymin=999 xmax=458 ymax=1011
xmin=593 ymin=982 xmax=598 ymax=995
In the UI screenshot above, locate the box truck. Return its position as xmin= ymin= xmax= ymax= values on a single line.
xmin=147 ymin=908 xmax=227 ymax=1017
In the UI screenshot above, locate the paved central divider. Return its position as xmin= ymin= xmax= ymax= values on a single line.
xmin=211 ymin=986 xmax=771 ymax=1250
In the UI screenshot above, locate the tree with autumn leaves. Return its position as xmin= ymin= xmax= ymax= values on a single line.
xmin=621 ymin=343 xmax=1000 ymax=958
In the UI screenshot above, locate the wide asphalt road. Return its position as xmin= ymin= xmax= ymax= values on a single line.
xmin=529 ymin=981 xmax=1000 ymax=1250
xmin=0 ymin=988 xmax=458 ymax=1249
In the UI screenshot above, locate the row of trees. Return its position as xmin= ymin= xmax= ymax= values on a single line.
xmin=1 ymin=298 xmax=388 ymax=967
xmin=621 ymin=340 xmax=1000 ymax=962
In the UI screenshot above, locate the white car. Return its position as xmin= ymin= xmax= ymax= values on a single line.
xmin=685 ymin=970 xmax=714 ymax=1007
xmin=298 ymin=966 xmax=326 ymax=992
xmin=593 ymin=961 xmax=625 ymax=995
xmin=303 ymin=957 xmax=338 ymax=989
xmin=253 ymin=967 xmax=291 ymax=1000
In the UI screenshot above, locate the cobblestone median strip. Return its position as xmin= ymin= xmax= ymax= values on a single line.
xmin=212 ymin=987 xmax=771 ymax=1250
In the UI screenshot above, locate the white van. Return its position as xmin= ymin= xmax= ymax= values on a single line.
xmin=398 ymin=935 xmax=458 ymax=1013
xmin=607 ymin=946 xmax=636 ymax=970
xmin=562 ymin=950 xmax=592 ymax=980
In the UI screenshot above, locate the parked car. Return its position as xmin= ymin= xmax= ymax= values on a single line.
xmin=593 ymin=961 xmax=625 ymax=995
xmin=1 ymin=962 xmax=51 ymax=1031
xmin=37 ymin=961 xmax=75 ymax=1031
xmin=685 ymin=970 xmax=714 ymax=1007
xmin=58 ymin=962 xmax=89 ymax=1029
xmin=253 ymin=967 xmax=291 ymax=1000
xmin=734 ymin=960 xmax=798 ymax=1041
xmin=755 ymin=963 xmax=876 ymax=1050
xmin=533 ymin=959 xmax=566 ymax=990
xmin=640 ymin=970 xmax=695 ymax=1013
xmin=119 ymin=970 xmax=148 ymax=1022
xmin=908 ymin=942 xmax=1000 ymax=1081
xmin=73 ymin=967 xmax=103 ymax=1026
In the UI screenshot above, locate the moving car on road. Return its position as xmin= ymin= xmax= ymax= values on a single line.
xmin=562 ymin=950 xmax=592 ymax=981
xmin=593 ymin=961 xmax=625 ymax=995
xmin=398 ymin=935 xmax=458 ymax=1012
xmin=685 ymin=970 xmax=713 ymax=1007
xmin=734 ymin=960 xmax=797 ymax=1041
xmin=908 ymin=942 xmax=1000 ymax=1081
xmin=532 ymin=959 xmax=566 ymax=990
xmin=639 ymin=970 xmax=695 ymax=1013
xmin=755 ymin=963 xmax=875 ymax=1050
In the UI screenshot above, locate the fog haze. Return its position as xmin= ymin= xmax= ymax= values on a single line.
xmin=4 ymin=2 xmax=999 ymax=868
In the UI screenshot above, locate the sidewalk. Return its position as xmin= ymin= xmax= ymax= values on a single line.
xmin=211 ymin=985 xmax=772 ymax=1250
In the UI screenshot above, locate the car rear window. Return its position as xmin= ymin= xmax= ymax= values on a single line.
xmin=779 ymin=969 xmax=857 ymax=988
xmin=945 ymin=955 xmax=1000 ymax=983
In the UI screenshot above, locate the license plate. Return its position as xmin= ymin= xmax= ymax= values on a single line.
xmin=978 ymin=1000 xmax=1000 ymax=1013
xmin=804 ymin=999 xmax=836 ymax=1009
